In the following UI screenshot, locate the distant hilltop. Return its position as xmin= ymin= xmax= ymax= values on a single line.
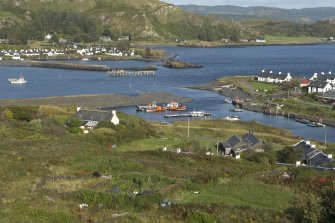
xmin=0 ymin=0 xmax=260 ymax=44
xmin=179 ymin=5 xmax=335 ymax=23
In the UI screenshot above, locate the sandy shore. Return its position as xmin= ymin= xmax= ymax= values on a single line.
xmin=0 ymin=92 xmax=192 ymax=108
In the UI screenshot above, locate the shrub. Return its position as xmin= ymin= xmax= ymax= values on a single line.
xmin=7 ymin=105 xmax=39 ymax=121
xmin=74 ymin=190 xmax=132 ymax=209
xmin=187 ymin=211 xmax=217 ymax=223
xmin=41 ymin=117 xmax=67 ymax=136
xmin=134 ymin=192 xmax=162 ymax=211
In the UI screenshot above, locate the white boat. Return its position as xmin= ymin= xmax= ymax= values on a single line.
xmin=190 ymin=111 xmax=205 ymax=117
xmin=230 ymin=108 xmax=243 ymax=112
xmin=223 ymin=115 xmax=240 ymax=121
xmin=9 ymin=76 xmax=27 ymax=84
xmin=82 ymin=58 xmax=90 ymax=61
xmin=224 ymin=98 xmax=232 ymax=103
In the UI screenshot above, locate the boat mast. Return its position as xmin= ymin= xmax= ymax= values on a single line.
xmin=187 ymin=117 xmax=190 ymax=139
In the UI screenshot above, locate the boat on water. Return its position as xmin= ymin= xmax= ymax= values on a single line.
xmin=9 ymin=76 xmax=27 ymax=84
xmin=230 ymin=108 xmax=243 ymax=112
xmin=223 ymin=115 xmax=240 ymax=121
xmin=136 ymin=102 xmax=157 ymax=112
xmin=146 ymin=106 xmax=166 ymax=112
xmin=295 ymin=118 xmax=310 ymax=124
xmin=189 ymin=111 xmax=211 ymax=117
xmin=307 ymin=122 xmax=326 ymax=127
xmin=165 ymin=101 xmax=188 ymax=111
xmin=81 ymin=58 xmax=90 ymax=61
xmin=224 ymin=98 xmax=232 ymax=104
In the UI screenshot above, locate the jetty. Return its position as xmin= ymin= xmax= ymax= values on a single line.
xmin=164 ymin=112 xmax=211 ymax=118
xmin=107 ymin=70 xmax=156 ymax=77
xmin=0 ymin=60 xmax=157 ymax=73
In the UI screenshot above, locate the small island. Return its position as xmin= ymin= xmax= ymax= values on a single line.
xmin=163 ymin=60 xmax=202 ymax=69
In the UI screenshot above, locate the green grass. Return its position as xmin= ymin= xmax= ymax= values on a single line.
xmin=265 ymin=35 xmax=321 ymax=43
xmin=250 ymin=81 xmax=277 ymax=92
xmin=0 ymin=105 xmax=333 ymax=222
xmin=174 ymin=177 xmax=293 ymax=211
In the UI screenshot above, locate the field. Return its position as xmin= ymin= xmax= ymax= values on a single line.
xmin=265 ymin=35 xmax=321 ymax=44
xmin=250 ymin=81 xmax=278 ymax=92
xmin=0 ymin=105 xmax=334 ymax=222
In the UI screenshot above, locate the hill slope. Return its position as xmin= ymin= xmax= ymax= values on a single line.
xmin=0 ymin=0 xmax=260 ymax=43
xmin=180 ymin=5 xmax=335 ymax=23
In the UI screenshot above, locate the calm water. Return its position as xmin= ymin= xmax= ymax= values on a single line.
xmin=0 ymin=44 xmax=334 ymax=142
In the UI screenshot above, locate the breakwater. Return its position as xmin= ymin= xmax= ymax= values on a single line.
xmin=0 ymin=60 xmax=157 ymax=72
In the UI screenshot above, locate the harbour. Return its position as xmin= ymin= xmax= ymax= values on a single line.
xmin=0 ymin=44 xmax=335 ymax=142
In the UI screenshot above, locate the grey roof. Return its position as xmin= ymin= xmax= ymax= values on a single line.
xmin=227 ymin=135 xmax=242 ymax=147
xmin=293 ymin=141 xmax=334 ymax=166
xmin=309 ymin=80 xmax=330 ymax=88
xmin=317 ymin=74 xmax=335 ymax=81
xmin=258 ymin=72 xmax=289 ymax=80
xmin=319 ymin=90 xmax=335 ymax=100
xmin=242 ymin=133 xmax=261 ymax=148
xmin=77 ymin=109 xmax=114 ymax=122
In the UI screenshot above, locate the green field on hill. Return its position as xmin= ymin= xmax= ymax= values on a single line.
xmin=0 ymin=105 xmax=334 ymax=222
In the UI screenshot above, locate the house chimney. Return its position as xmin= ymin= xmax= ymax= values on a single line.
xmin=77 ymin=106 xmax=81 ymax=112
xmin=311 ymin=144 xmax=316 ymax=149
xmin=328 ymin=154 xmax=333 ymax=159
xmin=112 ymin=110 xmax=116 ymax=115
xmin=306 ymin=141 xmax=311 ymax=145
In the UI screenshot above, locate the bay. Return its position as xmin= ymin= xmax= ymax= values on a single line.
xmin=0 ymin=44 xmax=334 ymax=142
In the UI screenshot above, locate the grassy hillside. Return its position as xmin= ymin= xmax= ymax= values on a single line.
xmin=180 ymin=5 xmax=335 ymax=23
xmin=0 ymin=0 xmax=260 ymax=43
xmin=0 ymin=104 xmax=334 ymax=222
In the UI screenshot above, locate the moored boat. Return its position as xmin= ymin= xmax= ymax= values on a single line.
xmin=307 ymin=122 xmax=326 ymax=127
xmin=224 ymin=98 xmax=232 ymax=103
xmin=223 ymin=115 xmax=240 ymax=121
xmin=136 ymin=102 xmax=157 ymax=112
xmin=230 ymin=108 xmax=243 ymax=112
xmin=295 ymin=118 xmax=310 ymax=124
xmin=165 ymin=101 xmax=188 ymax=111
xmin=146 ymin=106 xmax=166 ymax=112
xmin=9 ymin=76 xmax=27 ymax=84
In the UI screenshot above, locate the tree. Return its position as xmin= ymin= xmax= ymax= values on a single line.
xmin=285 ymin=194 xmax=322 ymax=223
xmin=144 ymin=47 xmax=152 ymax=58
xmin=320 ymin=189 xmax=335 ymax=223
xmin=277 ymin=147 xmax=300 ymax=164
xmin=116 ymin=40 xmax=130 ymax=52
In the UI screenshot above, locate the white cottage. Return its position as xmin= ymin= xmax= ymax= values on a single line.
xmin=308 ymin=81 xmax=333 ymax=93
xmin=257 ymin=71 xmax=292 ymax=83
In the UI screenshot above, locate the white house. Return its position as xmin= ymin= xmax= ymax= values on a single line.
xmin=76 ymin=107 xmax=120 ymax=131
xmin=256 ymin=38 xmax=267 ymax=43
xmin=44 ymin=34 xmax=53 ymax=41
xmin=310 ymin=72 xmax=335 ymax=85
xmin=308 ymin=81 xmax=333 ymax=93
xmin=257 ymin=70 xmax=292 ymax=83
xmin=12 ymin=53 xmax=21 ymax=60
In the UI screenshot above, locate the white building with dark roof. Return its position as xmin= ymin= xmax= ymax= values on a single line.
xmin=293 ymin=140 xmax=334 ymax=167
xmin=76 ymin=107 xmax=119 ymax=130
xmin=218 ymin=133 xmax=263 ymax=158
xmin=308 ymin=81 xmax=333 ymax=93
xmin=257 ymin=71 xmax=292 ymax=84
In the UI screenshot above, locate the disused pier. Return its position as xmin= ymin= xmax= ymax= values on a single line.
xmin=107 ymin=70 xmax=156 ymax=77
